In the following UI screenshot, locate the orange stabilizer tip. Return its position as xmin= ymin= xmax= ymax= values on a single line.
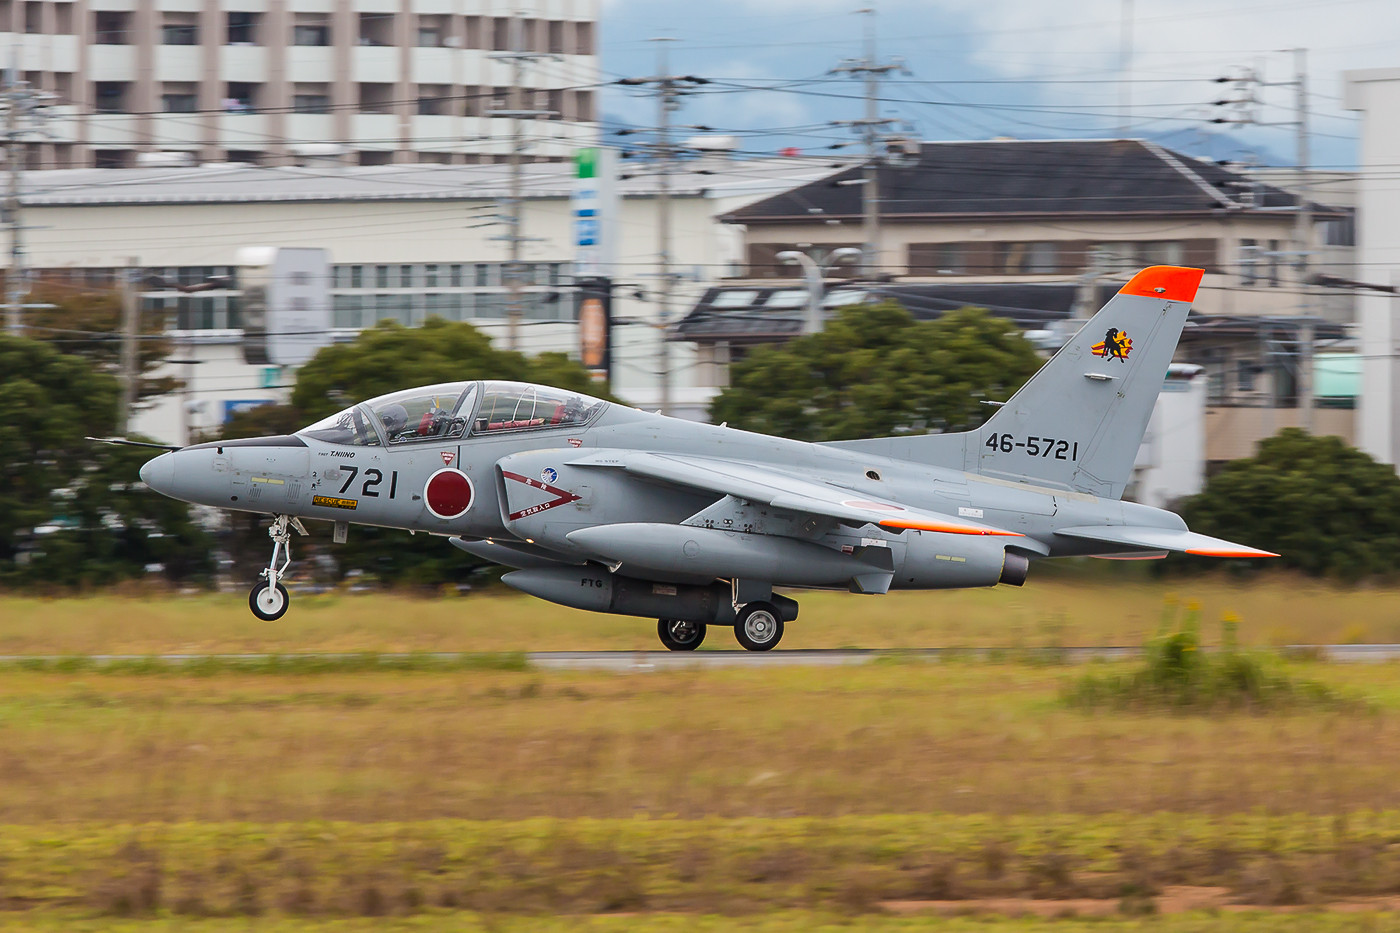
xmin=879 ymin=518 xmax=1024 ymax=537
xmin=1118 ymin=266 xmax=1205 ymax=302
xmin=1185 ymin=546 xmax=1280 ymax=558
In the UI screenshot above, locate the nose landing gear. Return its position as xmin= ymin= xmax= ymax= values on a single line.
xmin=248 ymin=514 xmax=307 ymax=621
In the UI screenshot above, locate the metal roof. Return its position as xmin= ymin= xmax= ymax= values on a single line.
xmin=723 ymin=139 xmax=1335 ymax=224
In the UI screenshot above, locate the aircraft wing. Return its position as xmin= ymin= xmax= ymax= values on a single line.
xmin=569 ymin=451 xmax=1023 ymax=537
xmin=1055 ymin=525 xmax=1278 ymax=557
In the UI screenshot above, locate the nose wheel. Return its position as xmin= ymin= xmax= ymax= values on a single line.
xmin=248 ymin=514 xmax=306 ymax=621
xmin=249 ymin=581 xmax=290 ymax=621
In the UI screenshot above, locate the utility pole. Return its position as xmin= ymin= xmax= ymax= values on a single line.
xmin=618 ymin=41 xmax=706 ymax=417
xmin=117 ymin=258 xmax=140 ymax=435
xmin=1292 ymin=48 xmax=1315 ymax=433
xmin=1118 ymin=0 xmax=1134 ymax=136
xmin=831 ymin=8 xmax=904 ymax=280
xmin=489 ymin=12 xmax=557 ymax=351
xmin=2 ymin=61 xmax=54 ymax=337
xmin=1211 ymin=50 xmax=1315 ymax=430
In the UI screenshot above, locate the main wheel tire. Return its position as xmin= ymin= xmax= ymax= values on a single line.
xmin=249 ymin=581 xmax=290 ymax=622
xmin=734 ymin=602 xmax=783 ymax=651
xmin=658 ymin=618 xmax=706 ymax=651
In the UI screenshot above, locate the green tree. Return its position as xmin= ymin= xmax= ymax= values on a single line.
xmin=0 ymin=335 xmax=210 ymax=586
xmin=1180 ymin=429 xmax=1400 ymax=580
xmin=221 ymin=319 xmax=611 ymax=587
xmin=709 ymin=303 xmax=1043 ymax=441
xmin=25 ymin=282 xmax=179 ymax=402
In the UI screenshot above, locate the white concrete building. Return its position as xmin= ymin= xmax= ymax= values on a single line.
xmin=2 ymin=0 xmax=599 ymax=168
xmin=1344 ymin=68 xmax=1400 ymax=466
xmin=13 ymin=155 xmax=852 ymax=442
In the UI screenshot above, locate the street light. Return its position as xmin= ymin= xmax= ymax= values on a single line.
xmin=775 ymin=247 xmax=863 ymax=335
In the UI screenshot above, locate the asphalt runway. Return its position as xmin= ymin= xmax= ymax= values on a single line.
xmin=2 ymin=646 xmax=1399 ymax=670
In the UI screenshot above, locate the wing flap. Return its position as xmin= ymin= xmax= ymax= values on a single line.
xmin=571 ymin=451 xmax=1022 ymax=537
xmin=1056 ymin=525 xmax=1277 ymax=558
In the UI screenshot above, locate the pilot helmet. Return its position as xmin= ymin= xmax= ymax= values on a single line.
xmin=380 ymin=403 xmax=409 ymax=433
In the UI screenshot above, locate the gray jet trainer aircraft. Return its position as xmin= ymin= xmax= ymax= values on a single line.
xmin=135 ymin=265 xmax=1275 ymax=650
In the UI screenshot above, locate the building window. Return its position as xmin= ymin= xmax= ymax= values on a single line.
xmin=399 ymin=265 xmax=414 ymax=288
xmin=995 ymin=241 xmax=1058 ymax=275
xmin=94 ymin=11 xmax=130 ymax=45
xmin=227 ymin=11 xmax=257 ymax=45
xmin=333 ymin=294 xmax=364 ymax=329
xmin=375 ymin=265 xmax=390 ymax=288
xmin=547 ymin=20 xmax=565 ymax=54
xmin=350 ymin=265 xmax=364 ymax=289
xmin=24 ymin=1 xmax=41 ymax=34
xmin=358 ymin=83 xmax=394 ymax=114
xmin=449 ymin=264 xmax=464 ymax=287
xmin=424 ymin=264 xmax=439 ymax=287
xmin=94 ymin=82 xmax=129 ymax=113
xmin=54 ymin=3 xmax=73 ymax=35
xmin=225 ymin=82 xmax=258 ymax=112
xmin=417 ymin=86 xmax=449 ymax=116
xmin=162 ymin=91 xmax=198 ymax=113
xmin=161 ymin=13 xmax=198 ymax=45
xmin=1239 ymin=239 xmax=1258 ymax=286
xmin=418 ymin=14 xmax=448 ymax=47
xmin=359 ymin=12 xmax=393 ymax=46
xmin=573 ymin=21 xmax=595 ymax=55
xmin=1267 ymin=239 xmax=1281 ymax=287
xmin=1237 ymin=359 xmax=1258 ymax=393
xmin=293 ymin=15 xmax=330 ymax=47
xmin=293 ymin=85 xmax=330 ymax=114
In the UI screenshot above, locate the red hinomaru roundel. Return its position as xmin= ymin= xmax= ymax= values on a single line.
xmin=424 ymin=468 xmax=474 ymax=519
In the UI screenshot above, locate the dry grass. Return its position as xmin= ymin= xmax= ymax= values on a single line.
xmin=0 ymin=662 xmax=1399 ymax=920
xmin=2 ymin=911 xmax=1396 ymax=931
xmin=1 ymin=568 xmax=1397 ymax=655
xmin=0 ymin=664 xmax=1396 ymax=824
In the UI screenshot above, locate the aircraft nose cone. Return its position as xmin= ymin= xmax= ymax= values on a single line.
xmin=139 ymin=453 xmax=176 ymax=496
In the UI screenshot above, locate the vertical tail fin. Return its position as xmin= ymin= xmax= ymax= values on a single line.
xmin=974 ymin=266 xmax=1203 ymax=498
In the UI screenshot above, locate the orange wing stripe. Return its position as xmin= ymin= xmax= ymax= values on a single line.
xmin=1185 ymin=547 xmax=1279 ymax=558
xmin=1119 ymin=266 xmax=1204 ymax=302
xmin=879 ymin=518 xmax=1024 ymax=537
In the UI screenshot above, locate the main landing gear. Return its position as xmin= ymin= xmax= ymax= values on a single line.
xmin=248 ymin=514 xmax=307 ymax=622
xmin=734 ymin=602 xmax=784 ymax=652
xmin=657 ymin=619 xmax=706 ymax=651
xmin=654 ymin=602 xmax=786 ymax=652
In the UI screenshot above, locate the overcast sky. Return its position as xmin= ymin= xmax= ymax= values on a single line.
xmin=598 ymin=0 xmax=1400 ymax=169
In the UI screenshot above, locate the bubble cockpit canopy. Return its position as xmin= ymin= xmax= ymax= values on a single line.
xmin=297 ymin=381 xmax=606 ymax=446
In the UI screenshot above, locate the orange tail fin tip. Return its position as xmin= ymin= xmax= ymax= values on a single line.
xmin=1118 ymin=266 xmax=1204 ymax=303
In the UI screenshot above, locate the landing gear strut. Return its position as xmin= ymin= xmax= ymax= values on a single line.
xmin=248 ymin=514 xmax=305 ymax=622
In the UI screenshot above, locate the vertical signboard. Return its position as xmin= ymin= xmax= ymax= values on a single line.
xmin=239 ymin=246 xmax=332 ymax=367
xmin=572 ymin=147 xmax=618 ymax=278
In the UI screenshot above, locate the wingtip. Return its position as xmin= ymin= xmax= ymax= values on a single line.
xmin=1119 ymin=266 xmax=1205 ymax=302
xmin=1185 ymin=546 xmax=1280 ymax=558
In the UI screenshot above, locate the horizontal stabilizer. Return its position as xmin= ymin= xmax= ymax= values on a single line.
xmin=1056 ymin=525 xmax=1278 ymax=558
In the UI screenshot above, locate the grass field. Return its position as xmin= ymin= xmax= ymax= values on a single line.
xmin=4 ymin=567 xmax=1399 ymax=654
xmin=2 ymin=659 xmax=1400 ymax=926
xmin=4 ymin=581 xmax=1400 ymax=928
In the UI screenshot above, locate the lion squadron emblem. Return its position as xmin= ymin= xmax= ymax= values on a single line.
xmin=1091 ymin=327 xmax=1132 ymax=362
